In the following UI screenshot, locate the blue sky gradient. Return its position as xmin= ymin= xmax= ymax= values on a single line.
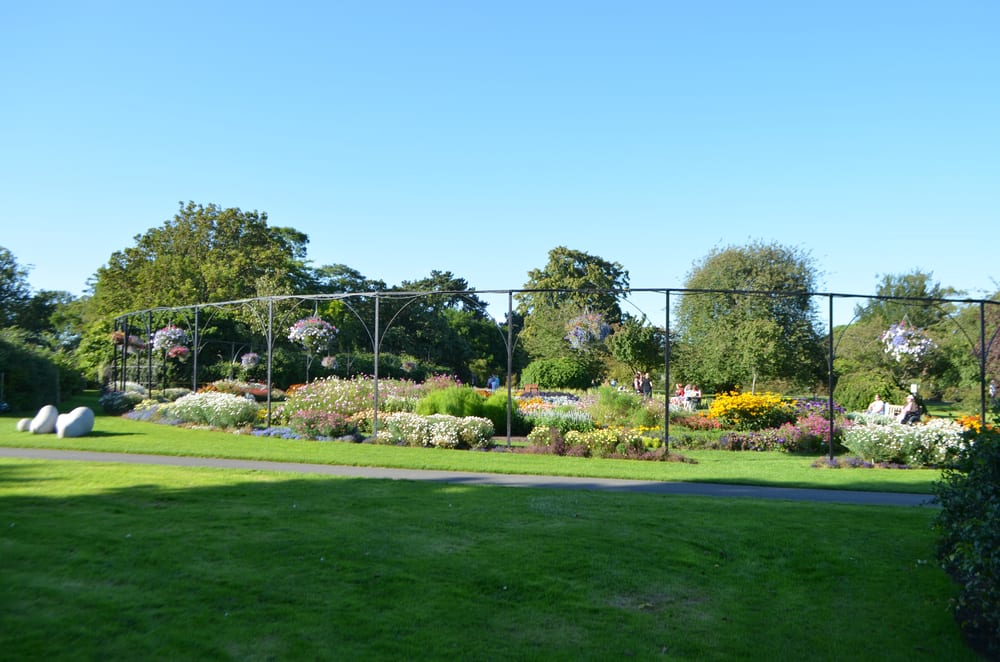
xmin=2 ymin=1 xmax=997 ymax=325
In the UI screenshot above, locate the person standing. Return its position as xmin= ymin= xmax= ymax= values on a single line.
xmin=640 ymin=373 xmax=653 ymax=399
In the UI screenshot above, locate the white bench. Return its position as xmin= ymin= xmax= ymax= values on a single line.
xmin=884 ymin=404 xmax=903 ymax=418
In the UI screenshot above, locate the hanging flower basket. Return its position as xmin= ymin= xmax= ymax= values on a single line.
xmin=880 ymin=320 xmax=936 ymax=362
xmin=166 ymin=345 xmax=191 ymax=361
xmin=564 ymin=311 xmax=611 ymax=350
xmin=240 ymin=352 xmax=260 ymax=370
xmin=152 ymin=325 xmax=189 ymax=352
xmin=288 ymin=317 xmax=338 ymax=355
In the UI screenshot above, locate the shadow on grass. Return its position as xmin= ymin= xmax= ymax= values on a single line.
xmin=0 ymin=462 xmax=974 ymax=661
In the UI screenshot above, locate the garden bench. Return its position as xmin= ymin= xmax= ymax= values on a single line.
xmin=522 ymin=384 xmax=540 ymax=395
xmin=884 ymin=404 xmax=903 ymax=419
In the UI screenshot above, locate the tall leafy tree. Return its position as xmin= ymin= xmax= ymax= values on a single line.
xmin=606 ymin=315 xmax=666 ymax=374
xmin=516 ymin=246 xmax=629 ymax=323
xmin=856 ymin=270 xmax=960 ymax=329
xmin=674 ymin=241 xmax=825 ymax=392
xmin=91 ymin=201 xmax=311 ymax=316
xmin=0 ymin=246 xmax=32 ymax=326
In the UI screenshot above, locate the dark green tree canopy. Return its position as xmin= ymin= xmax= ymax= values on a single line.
xmin=674 ymin=241 xmax=825 ymax=392
xmin=856 ymin=270 xmax=960 ymax=329
xmin=91 ymin=202 xmax=311 ymax=316
xmin=516 ymin=246 xmax=629 ymax=323
xmin=0 ymin=246 xmax=32 ymax=326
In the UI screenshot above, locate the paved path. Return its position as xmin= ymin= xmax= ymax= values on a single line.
xmin=0 ymin=447 xmax=936 ymax=507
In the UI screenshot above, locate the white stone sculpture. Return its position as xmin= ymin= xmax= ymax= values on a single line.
xmin=55 ymin=406 xmax=95 ymax=438
xmin=29 ymin=404 xmax=59 ymax=434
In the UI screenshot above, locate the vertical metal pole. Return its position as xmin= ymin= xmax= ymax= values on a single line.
xmin=980 ymin=301 xmax=987 ymax=424
xmin=828 ymin=294 xmax=835 ymax=460
xmin=266 ymin=298 xmax=273 ymax=427
xmin=373 ymin=295 xmax=380 ymax=438
xmin=120 ymin=318 xmax=128 ymax=391
xmin=664 ymin=290 xmax=670 ymax=455
xmin=146 ymin=311 xmax=153 ymax=392
xmin=192 ymin=307 xmax=199 ymax=391
xmin=507 ymin=291 xmax=514 ymax=447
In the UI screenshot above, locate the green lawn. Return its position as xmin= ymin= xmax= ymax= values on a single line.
xmin=0 ymin=458 xmax=969 ymax=660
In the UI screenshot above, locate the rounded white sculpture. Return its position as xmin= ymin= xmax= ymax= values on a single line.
xmin=16 ymin=418 xmax=32 ymax=432
xmin=29 ymin=405 xmax=59 ymax=434
xmin=56 ymin=407 xmax=95 ymax=438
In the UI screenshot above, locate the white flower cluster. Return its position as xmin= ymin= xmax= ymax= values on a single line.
xmin=842 ymin=418 xmax=967 ymax=466
xmin=287 ymin=317 xmax=338 ymax=355
xmin=165 ymin=392 xmax=259 ymax=428
xmin=378 ymin=412 xmax=494 ymax=448
xmin=152 ymin=325 xmax=188 ymax=352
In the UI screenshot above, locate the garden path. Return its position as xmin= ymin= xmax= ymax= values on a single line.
xmin=0 ymin=447 xmax=934 ymax=507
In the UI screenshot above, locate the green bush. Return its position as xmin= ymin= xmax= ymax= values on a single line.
xmin=0 ymin=330 xmax=62 ymax=412
xmin=588 ymin=386 xmax=659 ymax=428
xmin=523 ymin=409 xmax=594 ymax=435
xmin=833 ymin=370 xmax=899 ymax=412
xmin=934 ymin=429 xmax=1000 ymax=657
xmin=481 ymin=391 xmax=530 ymax=436
xmin=520 ymin=358 xmax=593 ymax=390
xmin=415 ymin=385 xmax=484 ymax=417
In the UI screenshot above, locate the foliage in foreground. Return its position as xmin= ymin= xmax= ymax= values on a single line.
xmin=934 ymin=428 xmax=1000 ymax=657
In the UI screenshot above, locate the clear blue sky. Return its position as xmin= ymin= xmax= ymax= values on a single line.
xmin=2 ymin=1 xmax=997 ymax=326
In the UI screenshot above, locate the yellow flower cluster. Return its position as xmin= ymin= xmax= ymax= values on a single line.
xmin=955 ymin=414 xmax=996 ymax=434
xmin=707 ymin=391 xmax=797 ymax=431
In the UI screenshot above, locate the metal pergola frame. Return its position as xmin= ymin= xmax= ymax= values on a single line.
xmin=112 ymin=288 xmax=1000 ymax=458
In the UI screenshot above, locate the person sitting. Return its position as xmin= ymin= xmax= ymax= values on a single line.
xmin=683 ymin=384 xmax=702 ymax=410
xmin=898 ymin=394 xmax=921 ymax=424
xmin=866 ymin=394 xmax=885 ymax=415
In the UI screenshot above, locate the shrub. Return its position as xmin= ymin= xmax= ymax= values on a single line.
xmin=415 ymin=385 xmax=484 ymax=417
xmin=165 ymin=392 xmax=260 ymax=428
xmin=0 ymin=329 xmax=62 ymax=412
xmin=708 ymin=391 xmax=797 ymax=431
xmin=520 ymin=357 xmax=593 ymax=390
xmin=934 ymin=430 xmax=1000 ymax=658
xmin=481 ymin=391 xmax=530 ymax=436
xmin=523 ymin=408 xmax=594 ymax=435
xmin=589 ymin=386 xmax=657 ymax=428
xmin=288 ymin=409 xmax=357 ymax=439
